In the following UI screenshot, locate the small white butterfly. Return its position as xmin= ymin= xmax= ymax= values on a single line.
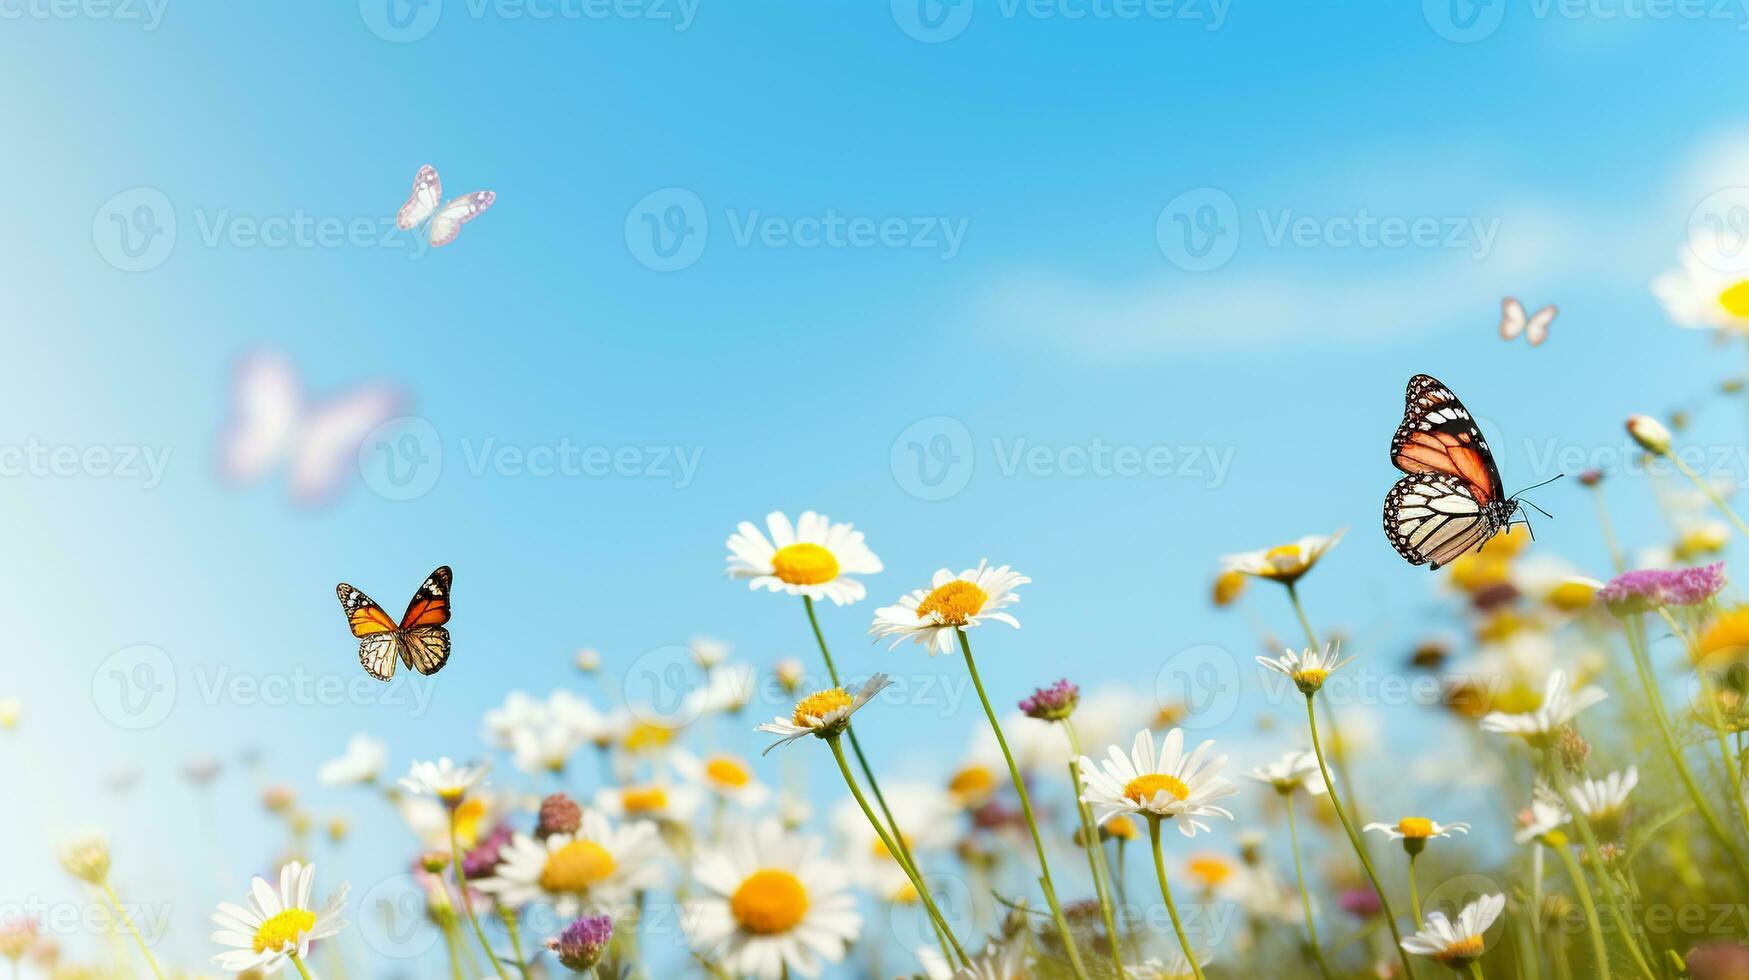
xmin=217 ymin=352 xmax=401 ymax=504
xmin=396 ymin=164 xmax=495 ymax=248
xmin=1499 ymin=296 xmax=1556 ymax=346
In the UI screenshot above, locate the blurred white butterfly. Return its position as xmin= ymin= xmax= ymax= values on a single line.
xmin=396 ymin=164 xmax=496 ymax=247
xmin=218 ymin=352 xmax=401 ymax=504
xmin=1499 ymin=297 xmax=1556 ymax=346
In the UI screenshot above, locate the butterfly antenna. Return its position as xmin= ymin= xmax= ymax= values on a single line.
xmin=1509 ymin=473 xmax=1565 ymax=499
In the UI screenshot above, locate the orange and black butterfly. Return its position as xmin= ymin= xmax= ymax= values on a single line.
xmin=336 ymin=566 xmax=453 ymax=681
xmin=1383 ymin=375 xmax=1554 ymax=570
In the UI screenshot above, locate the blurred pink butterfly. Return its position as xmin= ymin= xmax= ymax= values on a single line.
xmin=397 ymin=164 xmax=495 ymax=248
xmin=1499 ymin=297 xmax=1556 ymax=346
xmin=218 ymin=351 xmax=401 ymax=504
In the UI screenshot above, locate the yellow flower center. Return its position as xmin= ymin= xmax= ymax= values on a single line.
xmin=1212 ymin=569 xmax=1247 ymax=606
xmin=1104 ymin=816 xmax=1140 ymax=840
xmin=623 ymin=721 xmax=674 ymax=753
xmin=1185 ymin=854 xmax=1235 ymax=887
xmin=729 ymin=869 xmax=809 ymax=935
xmin=251 ymin=908 xmax=316 ymax=954
xmin=769 ymin=543 xmax=840 ymax=585
xmin=948 ymin=765 xmax=996 ymax=801
xmin=704 ymin=756 xmax=752 ymax=789
xmin=1294 ymin=668 xmax=1331 ymax=687
xmin=621 ymin=786 xmax=669 ymax=813
xmin=1720 ymin=279 xmax=1749 ymax=318
xmin=1397 ymin=817 xmax=1435 ymax=839
xmin=1265 ymin=544 xmax=1304 ymax=564
xmin=452 ymin=797 xmax=486 ymax=846
xmin=1124 ymin=773 xmax=1190 ymax=804
xmin=793 ymin=688 xmax=853 ymax=726
xmin=915 ymin=580 xmax=988 ymax=625
xmin=539 ymin=841 xmax=617 ymax=894
xmin=1439 ymin=934 xmax=1486 ymax=964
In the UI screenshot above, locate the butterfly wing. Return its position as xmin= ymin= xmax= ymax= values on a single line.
xmin=338 ymin=584 xmax=401 ymax=681
xmin=218 ymin=352 xmax=301 ymax=485
xmin=288 ymin=386 xmax=401 ymax=503
xmin=399 ymin=566 xmax=452 ymax=629
xmin=397 ymin=165 xmax=442 ymax=230
xmin=1383 ymin=472 xmax=1501 ymax=570
xmin=1390 ymin=374 xmax=1504 ymax=505
xmin=428 ymin=191 xmax=495 ymax=247
xmin=1525 ymin=305 xmax=1556 ymax=347
xmin=1498 ymin=297 xmax=1526 ymax=341
xmin=398 ymin=624 xmax=451 ymax=675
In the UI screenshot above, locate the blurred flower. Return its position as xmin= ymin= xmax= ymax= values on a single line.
xmin=1126 ymin=948 xmax=1214 ymax=980
xmin=0 ymin=918 xmax=38 ymax=961
xmin=476 ymin=812 xmax=665 ymax=915
xmin=593 ymin=782 xmax=703 ymax=826
xmin=922 ymin=938 xmax=1033 ymax=979
xmin=1545 ymin=575 xmax=1606 ymax=613
xmin=1676 ymin=520 xmax=1732 ymax=561
xmin=1078 ymin=728 xmax=1238 ymax=837
xmin=547 ymin=913 xmax=613 ymax=972
xmin=1514 ymin=796 xmax=1570 ymax=846
xmin=1399 ymin=893 xmax=1504 ymax=968
xmin=209 ymin=861 xmax=349 ymax=974
xmin=1247 ymin=750 xmax=1326 ymax=796
xmin=1256 ymin=642 xmax=1355 ymax=696
xmin=682 ymin=820 xmax=860 ymax=979
xmin=1019 ymin=679 xmax=1079 ymax=721
xmin=673 ymin=750 xmax=769 ymax=807
xmin=400 ymin=791 xmax=508 ymax=852
xmin=1685 ymin=940 xmax=1749 ymax=980
xmin=0 ymin=697 xmax=19 ymax=732
xmin=1568 ymin=766 xmax=1638 ymax=832
xmin=1363 ymin=817 xmax=1468 ymax=856
xmin=1182 ymin=852 xmax=1238 ymax=891
xmin=1480 ymin=671 xmax=1607 ymax=745
xmin=1598 ymin=563 xmax=1726 ymax=612
xmin=183 ymin=755 xmax=222 ymax=785
xmin=1338 ymin=886 xmax=1381 ymax=919
xmin=870 ymin=561 xmax=1028 ymax=656
xmin=317 ymin=735 xmax=387 ymax=787
xmin=690 ymin=635 xmax=731 ymax=669
xmin=261 ymin=784 xmax=296 ymax=815
xmin=755 ymin=674 xmax=891 ymax=751
xmin=538 ymin=793 xmax=583 ymax=838
xmin=1577 ymin=468 xmax=1604 ymax=487
xmin=57 ymin=834 xmax=111 ymax=885
xmin=574 ymin=647 xmax=601 ymax=673
xmin=1221 ymin=530 xmax=1344 ymax=585
xmin=1652 ymin=246 xmax=1749 ymax=332
xmin=831 ymin=784 xmax=955 ymax=902
xmin=773 ymin=658 xmax=805 ymax=694
xmin=1627 ymin=415 xmax=1673 ymax=455
xmin=512 ymin=718 xmax=586 ymax=776
xmin=1212 ymin=569 xmax=1247 ymax=607
xmin=483 ymin=692 xmax=547 ymax=748
xmin=686 ymin=662 xmax=760 ymax=716
xmin=399 ymin=758 xmax=489 ymax=807
xmin=725 ymin=511 xmax=883 ymax=606
xmin=1696 ymin=606 xmax=1749 ymax=666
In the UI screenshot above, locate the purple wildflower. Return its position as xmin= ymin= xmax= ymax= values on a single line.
xmin=1338 ymin=887 xmax=1382 ymax=919
xmin=538 ymin=793 xmax=583 ymax=838
xmin=1597 ymin=563 xmax=1726 ymax=612
xmin=461 ymin=822 xmax=514 ymax=879
xmin=1019 ymin=679 xmax=1079 ymax=722
xmin=547 ymin=913 xmax=613 ymax=972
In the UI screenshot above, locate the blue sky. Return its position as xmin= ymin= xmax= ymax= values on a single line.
xmin=4 ymin=1 xmax=1749 ymax=973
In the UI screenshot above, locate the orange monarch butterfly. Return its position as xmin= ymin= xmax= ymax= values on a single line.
xmin=1383 ymin=375 xmax=1556 ymax=570
xmin=336 ymin=566 xmax=452 ymax=681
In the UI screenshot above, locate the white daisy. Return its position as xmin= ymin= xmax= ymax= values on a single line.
xmin=1400 ymin=893 xmax=1505 ymax=967
xmin=316 ymin=734 xmax=387 ymax=787
xmin=683 ymin=820 xmax=861 ymax=979
xmin=1363 ymin=817 xmax=1469 ymax=855
xmin=919 ymin=938 xmax=1032 ymax=979
xmin=548 ymin=690 xmax=619 ymax=748
xmin=869 ymin=561 xmax=1028 ymax=656
xmin=592 ymin=781 xmax=705 ymax=827
xmin=1221 ymin=531 xmax=1345 ymax=584
xmin=755 ymin=674 xmax=891 ymax=753
xmin=674 ymin=750 xmax=771 ymax=808
xmin=1256 ymin=643 xmax=1356 ymax=696
xmin=726 ymin=511 xmax=883 ymax=606
xmin=1513 ymin=796 xmax=1570 ymax=845
xmin=210 ymin=861 xmax=348 ymax=974
xmin=399 ymin=791 xmax=510 ymax=852
xmin=482 ymin=692 xmax=548 ymax=750
xmin=1247 ymin=750 xmax=1327 ymax=796
xmin=511 ymin=718 xmax=586 ymax=777
xmin=1568 ymin=766 xmax=1638 ymax=827
xmin=1479 ymin=670 xmax=1608 ymax=743
xmin=831 ymin=784 xmax=956 ymax=903
xmin=399 ymin=758 xmax=490 ymax=806
xmin=1653 ymin=246 xmax=1749 ymax=332
xmin=473 ymin=811 xmax=665 ymax=916
xmin=1126 ymin=948 xmax=1215 ymax=979
xmin=684 ymin=663 xmax=761 ymax=717
xmin=1078 ymin=729 xmax=1239 ymax=837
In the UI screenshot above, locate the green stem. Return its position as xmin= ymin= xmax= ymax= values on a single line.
xmin=958 ymin=631 xmax=1090 ymax=980
xmin=441 ymin=917 xmax=467 ymax=980
xmin=1286 ymin=582 xmax=1364 ymax=827
xmin=1063 ymin=719 xmax=1127 ymax=979
xmin=1470 ymin=960 xmax=1487 ymax=980
xmin=1661 ymin=447 xmax=1749 ymax=539
xmin=497 ymin=902 xmax=531 ymax=979
xmin=1621 ymin=613 xmax=1749 ymax=884
xmin=1407 ymin=852 xmax=1422 ymax=925
xmin=827 ymin=736 xmax=970 ymax=967
xmin=1148 ymin=817 xmax=1207 ymax=980
xmin=1589 ymin=485 xmax=1626 ymax=574
xmin=100 ymin=881 xmax=166 ymax=980
xmin=289 ymin=952 xmax=315 ymax=980
xmin=1553 ymin=843 xmax=1611 ymax=980
xmin=1657 ymin=607 xmax=1749 ymax=841
xmin=1285 ymin=798 xmax=1336 ymax=980
xmin=1304 ymin=694 xmax=1416 ymax=980
xmin=450 ymin=811 xmax=511 ymax=980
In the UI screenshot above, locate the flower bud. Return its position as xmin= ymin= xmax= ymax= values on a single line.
xmin=1627 ymin=415 xmax=1672 ymax=454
